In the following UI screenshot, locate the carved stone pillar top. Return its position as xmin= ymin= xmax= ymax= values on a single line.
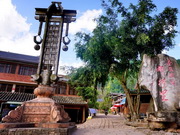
xmin=34 ymin=85 xmax=54 ymax=98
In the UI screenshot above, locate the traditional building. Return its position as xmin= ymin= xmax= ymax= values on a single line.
xmin=110 ymin=90 xmax=152 ymax=118
xmin=121 ymin=90 xmax=152 ymax=118
xmin=0 ymin=51 xmax=88 ymax=123
xmin=0 ymin=51 xmax=38 ymax=93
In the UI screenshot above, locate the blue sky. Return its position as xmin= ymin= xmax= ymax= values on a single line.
xmin=0 ymin=0 xmax=180 ymax=73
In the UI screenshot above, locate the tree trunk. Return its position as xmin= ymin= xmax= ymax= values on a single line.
xmin=136 ymin=83 xmax=141 ymax=119
xmin=136 ymin=94 xmax=140 ymax=118
xmin=119 ymin=79 xmax=137 ymax=120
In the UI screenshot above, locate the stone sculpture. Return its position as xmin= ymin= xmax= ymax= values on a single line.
xmin=138 ymin=54 xmax=180 ymax=129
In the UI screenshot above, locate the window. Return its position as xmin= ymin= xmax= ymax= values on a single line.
xmin=0 ymin=63 xmax=16 ymax=74
xmin=0 ymin=84 xmax=13 ymax=92
xmin=18 ymin=66 xmax=37 ymax=76
xmin=15 ymin=85 xmax=25 ymax=93
xmin=140 ymin=95 xmax=151 ymax=103
xmin=15 ymin=85 xmax=36 ymax=93
xmin=60 ymin=84 xmax=66 ymax=94
xmin=69 ymin=88 xmax=76 ymax=95
xmin=55 ymin=83 xmax=67 ymax=94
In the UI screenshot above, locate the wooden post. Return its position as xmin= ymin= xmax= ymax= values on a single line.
xmin=66 ymin=83 xmax=70 ymax=95
xmin=12 ymin=84 xmax=16 ymax=93
xmin=82 ymin=107 xmax=85 ymax=123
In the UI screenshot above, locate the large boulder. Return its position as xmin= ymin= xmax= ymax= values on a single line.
xmin=138 ymin=54 xmax=180 ymax=112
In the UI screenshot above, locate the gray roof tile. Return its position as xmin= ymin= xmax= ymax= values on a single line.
xmin=0 ymin=91 xmax=87 ymax=105
xmin=0 ymin=51 xmax=39 ymax=64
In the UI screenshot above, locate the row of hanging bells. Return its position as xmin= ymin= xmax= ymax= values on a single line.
xmin=34 ymin=18 xmax=71 ymax=52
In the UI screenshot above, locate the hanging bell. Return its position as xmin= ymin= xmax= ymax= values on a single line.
xmin=34 ymin=35 xmax=43 ymax=44
xmin=34 ymin=44 xmax=40 ymax=50
xmin=63 ymin=36 xmax=71 ymax=45
xmin=62 ymin=45 xmax=68 ymax=51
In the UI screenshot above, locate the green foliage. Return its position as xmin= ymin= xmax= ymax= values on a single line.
xmin=69 ymin=66 xmax=94 ymax=87
xmin=88 ymin=101 xmax=99 ymax=109
xmin=76 ymin=87 xmax=94 ymax=100
xmin=104 ymin=76 xmax=124 ymax=93
xmin=69 ymin=66 xmax=99 ymax=108
xmin=98 ymin=94 xmax=112 ymax=110
xmin=74 ymin=0 xmax=178 ymax=85
xmin=75 ymin=86 xmax=98 ymax=108
xmin=177 ymin=59 xmax=180 ymax=66
xmin=72 ymin=0 xmax=178 ymax=114
xmin=101 ymin=0 xmax=178 ymax=57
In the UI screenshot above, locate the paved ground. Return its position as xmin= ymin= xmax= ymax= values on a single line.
xmin=72 ymin=113 xmax=180 ymax=135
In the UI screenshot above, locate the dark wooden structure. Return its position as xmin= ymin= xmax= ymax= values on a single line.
xmin=112 ymin=90 xmax=152 ymax=118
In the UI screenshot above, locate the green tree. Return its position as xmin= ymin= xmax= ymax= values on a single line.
xmin=104 ymin=76 xmax=123 ymax=93
xmin=177 ymin=59 xmax=180 ymax=66
xmin=76 ymin=86 xmax=99 ymax=108
xmin=98 ymin=94 xmax=112 ymax=111
xmin=74 ymin=0 xmax=178 ymax=120
xmin=69 ymin=66 xmax=100 ymax=108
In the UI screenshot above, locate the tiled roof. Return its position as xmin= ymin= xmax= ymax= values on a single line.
xmin=0 ymin=91 xmax=87 ymax=105
xmin=130 ymin=89 xmax=150 ymax=95
xmin=0 ymin=73 xmax=35 ymax=84
xmin=109 ymin=93 xmax=125 ymax=96
xmin=0 ymin=51 xmax=39 ymax=64
xmin=0 ymin=91 xmax=35 ymax=102
xmin=52 ymin=96 xmax=87 ymax=105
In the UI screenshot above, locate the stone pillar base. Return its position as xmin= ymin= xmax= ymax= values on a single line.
xmin=0 ymin=122 xmax=76 ymax=129
xmin=0 ymin=123 xmax=35 ymax=129
xmin=147 ymin=111 xmax=180 ymax=130
xmin=2 ymin=97 xmax=70 ymax=123
xmin=0 ymin=126 xmax=77 ymax=135
xmin=0 ymin=85 xmax=74 ymax=133
xmin=2 ymin=85 xmax=71 ymax=124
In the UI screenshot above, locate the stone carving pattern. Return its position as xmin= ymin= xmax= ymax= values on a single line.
xmin=50 ymin=102 xmax=70 ymax=122
xmin=22 ymin=115 xmax=50 ymax=123
xmin=23 ymin=106 xmax=50 ymax=114
xmin=2 ymin=105 xmax=23 ymax=123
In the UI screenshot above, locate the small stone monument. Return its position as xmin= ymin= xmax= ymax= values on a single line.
xmin=138 ymin=54 xmax=180 ymax=129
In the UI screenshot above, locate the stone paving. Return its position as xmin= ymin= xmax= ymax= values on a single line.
xmin=72 ymin=113 xmax=180 ymax=135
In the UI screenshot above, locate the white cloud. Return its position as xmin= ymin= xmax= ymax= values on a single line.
xmin=162 ymin=50 xmax=167 ymax=54
xmin=59 ymin=60 xmax=85 ymax=75
xmin=0 ymin=0 xmax=102 ymax=68
xmin=69 ymin=9 xmax=103 ymax=34
xmin=59 ymin=60 xmax=85 ymax=68
xmin=0 ymin=0 xmax=39 ymax=56
xmin=0 ymin=0 xmax=30 ymax=39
